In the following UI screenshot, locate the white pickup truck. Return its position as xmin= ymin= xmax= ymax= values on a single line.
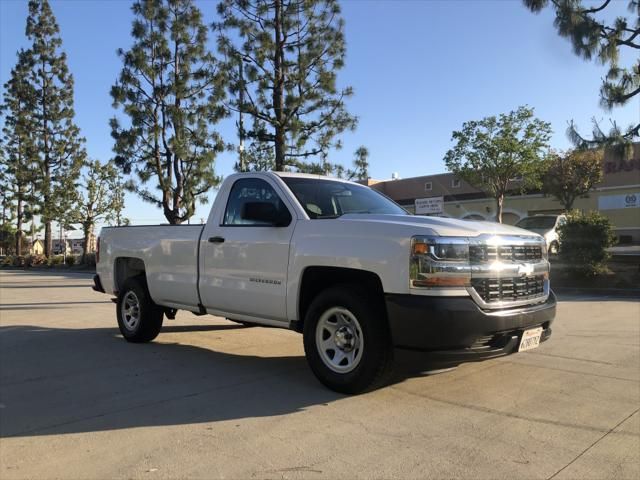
xmin=94 ymin=172 xmax=556 ymax=393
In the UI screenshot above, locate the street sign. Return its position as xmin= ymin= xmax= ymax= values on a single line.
xmin=415 ymin=196 xmax=444 ymax=215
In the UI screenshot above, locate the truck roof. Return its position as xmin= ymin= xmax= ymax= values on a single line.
xmin=270 ymin=171 xmax=356 ymax=184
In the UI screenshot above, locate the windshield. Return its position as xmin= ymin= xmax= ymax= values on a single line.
xmin=516 ymin=216 xmax=556 ymax=230
xmin=281 ymin=177 xmax=408 ymax=219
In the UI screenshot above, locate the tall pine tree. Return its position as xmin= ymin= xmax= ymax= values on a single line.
xmin=216 ymin=0 xmax=357 ymax=171
xmin=524 ymin=0 xmax=639 ymax=149
xmin=25 ymin=0 xmax=86 ymax=257
xmin=111 ymin=0 xmax=227 ymax=225
xmin=347 ymin=146 xmax=369 ymax=181
xmin=0 ymin=49 xmax=38 ymax=256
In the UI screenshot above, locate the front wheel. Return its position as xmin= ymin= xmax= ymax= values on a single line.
xmin=116 ymin=277 xmax=163 ymax=343
xmin=303 ymin=285 xmax=393 ymax=394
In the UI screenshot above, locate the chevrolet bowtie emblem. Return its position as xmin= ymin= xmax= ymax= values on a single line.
xmin=518 ymin=263 xmax=535 ymax=276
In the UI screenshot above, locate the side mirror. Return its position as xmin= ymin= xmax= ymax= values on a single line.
xmin=241 ymin=202 xmax=291 ymax=226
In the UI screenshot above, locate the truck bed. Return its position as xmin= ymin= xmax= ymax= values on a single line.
xmin=99 ymin=225 xmax=204 ymax=310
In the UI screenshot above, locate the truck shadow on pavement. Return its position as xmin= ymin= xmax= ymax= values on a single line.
xmin=0 ymin=324 xmax=348 ymax=438
xmin=0 ymin=324 xmax=452 ymax=439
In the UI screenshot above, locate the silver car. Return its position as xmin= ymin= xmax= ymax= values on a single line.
xmin=515 ymin=214 xmax=567 ymax=255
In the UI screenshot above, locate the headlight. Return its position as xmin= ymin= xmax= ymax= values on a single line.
xmin=410 ymin=236 xmax=470 ymax=288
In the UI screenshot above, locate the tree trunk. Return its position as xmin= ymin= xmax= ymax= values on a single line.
xmin=495 ymin=195 xmax=504 ymax=223
xmin=1 ymin=199 xmax=5 ymax=256
xmin=172 ymin=34 xmax=184 ymax=222
xmin=82 ymin=222 xmax=92 ymax=263
xmin=275 ymin=127 xmax=285 ymax=172
xmin=273 ymin=0 xmax=285 ymax=171
xmin=563 ymin=196 xmax=575 ymax=212
xmin=44 ymin=220 xmax=52 ymax=257
xmin=42 ymin=57 xmax=52 ymax=258
xmin=16 ymin=193 xmax=23 ymax=256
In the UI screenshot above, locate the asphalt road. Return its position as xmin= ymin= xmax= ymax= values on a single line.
xmin=0 ymin=270 xmax=638 ymax=479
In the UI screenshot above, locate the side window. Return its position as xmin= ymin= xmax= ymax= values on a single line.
xmin=223 ymin=178 xmax=290 ymax=226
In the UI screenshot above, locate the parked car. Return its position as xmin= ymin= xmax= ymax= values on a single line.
xmin=94 ymin=172 xmax=556 ymax=394
xmin=515 ymin=214 xmax=567 ymax=255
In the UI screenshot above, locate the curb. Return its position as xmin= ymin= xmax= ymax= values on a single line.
xmin=0 ymin=266 xmax=96 ymax=274
xmin=554 ymin=287 xmax=640 ymax=298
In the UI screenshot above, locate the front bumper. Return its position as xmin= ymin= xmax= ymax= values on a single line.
xmin=385 ymin=291 xmax=556 ymax=362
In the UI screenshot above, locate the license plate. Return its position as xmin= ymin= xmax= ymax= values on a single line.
xmin=518 ymin=327 xmax=543 ymax=352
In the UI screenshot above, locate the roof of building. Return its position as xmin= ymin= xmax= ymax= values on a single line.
xmin=369 ymin=143 xmax=640 ymax=204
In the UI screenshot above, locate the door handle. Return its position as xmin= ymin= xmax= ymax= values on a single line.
xmin=208 ymin=236 xmax=225 ymax=244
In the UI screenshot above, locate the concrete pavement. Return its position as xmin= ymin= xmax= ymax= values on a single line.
xmin=0 ymin=270 xmax=638 ymax=479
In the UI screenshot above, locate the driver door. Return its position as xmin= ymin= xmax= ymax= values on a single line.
xmin=199 ymin=177 xmax=296 ymax=322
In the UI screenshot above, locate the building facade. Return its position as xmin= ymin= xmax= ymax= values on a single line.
xmin=369 ymin=144 xmax=640 ymax=242
xmin=51 ymin=237 xmax=95 ymax=255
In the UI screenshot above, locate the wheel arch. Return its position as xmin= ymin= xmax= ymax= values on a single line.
xmin=296 ymin=266 xmax=386 ymax=333
xmin=114 ymin=257 xmax=147 ymax=294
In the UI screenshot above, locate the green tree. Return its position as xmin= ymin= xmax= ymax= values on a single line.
xmin=110 ymin=177 xmax=129 ymax=227
xmin=0 ymin=49 xmax=39 ymax=256
xmin=523 ymin=0 xmax=639 ymax=149
xmin=542 ymin=148 xmax=603 ymax=211
xmin=444 ymin=106 xmax=552 ymax=223
xmin=69 ymin=160 xmax=127 ymax=260
xmin=24 ymin=0 xmax=86 ymax=257
xmin=111 ymin=0 xmax=227 ymax=225
xmin=0 ymin=183 xmax=16 ymax=256
xmin=216 ymin=0 xmax=357 ymax=172
xmin=347 ymin=146 xmax=369 ymax=181
xmin=233 ymin=117 xmax=275 ymax=172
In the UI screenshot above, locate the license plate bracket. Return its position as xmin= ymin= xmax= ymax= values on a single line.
xmin=518 ymin=327 xmax=543 ymax=352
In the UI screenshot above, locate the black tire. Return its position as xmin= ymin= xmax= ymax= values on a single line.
xmin=116 ymin=276 xmax=164 ymax=343
xmin=303 ymin=284 xmax=394 ymax=394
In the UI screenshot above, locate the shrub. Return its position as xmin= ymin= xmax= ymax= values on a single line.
xmin=2 ymin=255 xmax=14 ymax=266
xmin=13 ymin=255 xmax=26 ymax=267
xmin=32 ymin=254 xmax=48 ymax=266
xmin=25 ymin=254 xmax=48 ymax=267
xmin=66 ymin=255 xmax=76 ymax=266
xmin=48 ymin=255 xmax=64 ymax=266
xmin=558 ymin=211 xmax=616 ymax=276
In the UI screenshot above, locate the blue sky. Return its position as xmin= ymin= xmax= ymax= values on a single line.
xmin=1 ymin=0 xmax=638 ymax=231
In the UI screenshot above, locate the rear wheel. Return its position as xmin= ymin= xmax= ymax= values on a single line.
xmin=117 ymin=277 xmax=163 ymax=343
xmin=303 ymin=285 xmax=393 ymax=394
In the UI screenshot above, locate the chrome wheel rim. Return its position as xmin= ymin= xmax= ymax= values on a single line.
xmin=121 ymin=291 xmax=141 ymax=331
xmin=315 ymin=307 xmax=364 ymax=374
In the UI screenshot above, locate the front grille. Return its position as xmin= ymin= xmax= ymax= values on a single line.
xmin=471 ymin=275 xmax=545 ymax=304
xmin=469 ymin=244 xmax=542 ymax=263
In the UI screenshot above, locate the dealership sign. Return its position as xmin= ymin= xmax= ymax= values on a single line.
xmin=415 ymin=196 xmax=444 ymax=215
xmin=598 ymin=193 xmax=640 ymax=210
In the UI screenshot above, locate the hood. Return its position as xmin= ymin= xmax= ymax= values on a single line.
xmin=337 ymin=214 xmax=542 ymax=238
xmin=520 ymin=227 xmax=552 ymax=236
